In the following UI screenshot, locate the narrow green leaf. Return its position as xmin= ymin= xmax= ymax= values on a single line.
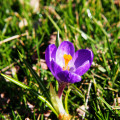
xmin=45 ymin=11 xmax=62 ymax=35
xmin=65 ymin=88 xmax=71 ymax=114
xmin=18 ymin=51 xmax=50 ymax=100
xmin=70 ymin=84 xmax=85 ymax=100
xmin=101 ymin=52 xmax=110 ymax=75
xmin=36 ymin=38 xmax=40 ymax=61
xmin=98 ymin=97 xmax=112 ymax=110
xmin=106 ymin=37 xmax=114 ymax=64
xmin=55 ymin=80 xmax=58 ymax=92
xmin=112 ymin=63 xmax=119 ymax=87
xmin=1 ymin=73 xmax=58 ymax=116
xmin=56 ymin=31 xmax=60 ymax=47
xmin=69 ymin=25 xmax=96 ymax=44
xmin=37 ymin=33 xmax=45 ymax=47
xmin=1 ymin=73 xmax=29 ymax=89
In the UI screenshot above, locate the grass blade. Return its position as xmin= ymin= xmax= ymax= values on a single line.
xmin=1 ymin=73 xmax=58 ymax=117
xmin=70 ymin=84 xmax=85 ymax=100
xmin=45 ymin=11 xmax=63 ymax=36
xmin=98 ymin=97 xmax=112 ymax=111
xmin=69 ymin=25 xmax=96 ymax=44
xmin=55 ymin=31 xmax=60 ymax=47
xmin=65 ymin=88 xmax=71 ymax=114
xmin=18 ymin=51 xmax=50 ymax=100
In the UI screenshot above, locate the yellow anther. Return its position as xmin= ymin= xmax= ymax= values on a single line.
xmin=63 ymin=54 xmax=72 ymax=70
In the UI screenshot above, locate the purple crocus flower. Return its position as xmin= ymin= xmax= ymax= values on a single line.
xmin=45 ymin=41 xmax=93 ymax=98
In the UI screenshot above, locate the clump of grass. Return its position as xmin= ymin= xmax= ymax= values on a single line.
xmin=0 ymin=0 xmax=120 ymax=119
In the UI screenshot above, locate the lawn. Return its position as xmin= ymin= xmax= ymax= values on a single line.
xmin=0 ymin=0 xmax=120 ymax=119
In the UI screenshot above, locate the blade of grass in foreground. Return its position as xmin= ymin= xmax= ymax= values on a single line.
xmin=1 ymin=73 xmax=58 ymax=117
xmin=18 ymin=51 xmax=50 ymax=100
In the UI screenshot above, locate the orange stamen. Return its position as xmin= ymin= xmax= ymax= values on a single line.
xmin=63 ymin=54 xmax=72 ymax=70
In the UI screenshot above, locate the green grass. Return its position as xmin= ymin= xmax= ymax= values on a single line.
xmin=0 ymin=0 xmax=120 ymax=119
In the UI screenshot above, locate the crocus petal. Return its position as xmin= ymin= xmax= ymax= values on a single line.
xmin=45 ymin=44 xmax=57 ymax=70
xmin=57 ymin=70 xmax=82 ymax=83
xmin=50 ymin=60 xmax=63 ymax=82
xmin=75 ymin=60 xmax=91 ymax=76
xmin=74 ymin=49 xmax=93 ymax=76
xmin=56 ymin=41 xmax=75 ymax=68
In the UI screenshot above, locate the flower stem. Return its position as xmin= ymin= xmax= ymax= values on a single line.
xmin=58 ymin=82 xmax=67 ymax=99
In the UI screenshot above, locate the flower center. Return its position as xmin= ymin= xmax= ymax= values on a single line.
xmin=63 ymin=54 xmax=72 ymax=70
